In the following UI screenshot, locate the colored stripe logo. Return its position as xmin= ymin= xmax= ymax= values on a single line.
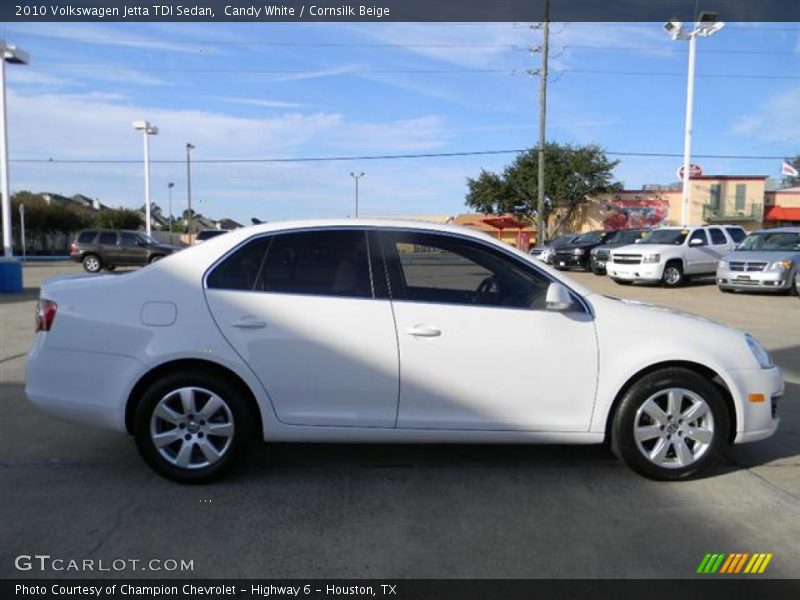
xmin=697 ymin=553 xmax=773 ymax=574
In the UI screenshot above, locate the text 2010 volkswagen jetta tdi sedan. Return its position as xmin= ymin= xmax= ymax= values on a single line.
xmin=26 ymin=220 xmax=782 ymax=483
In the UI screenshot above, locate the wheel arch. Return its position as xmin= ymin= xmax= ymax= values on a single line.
xmin=603 ymin=360 xmax=737 ymax=444
xmin=125 ymin=358 xmax=264 ymax=437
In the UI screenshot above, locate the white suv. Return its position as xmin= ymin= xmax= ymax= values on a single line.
xmin=608 ymin=225 xmax=745 ymax=287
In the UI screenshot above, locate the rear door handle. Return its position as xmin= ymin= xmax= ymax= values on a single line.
xmin=232 ymin=317 xmax=267 ymax=329
xmin=406 ymin=325 xmax=441 ymax=338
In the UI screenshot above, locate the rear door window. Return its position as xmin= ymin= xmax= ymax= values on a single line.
xmin=709 ymin=228 xmax=727 ymax=245
xmin=97 ymin=232 xmax=117 ymax=245
xmin=257 ymin=230 xmax=373 ymax=298
xmin=725 ymin=227 xmax=747 ymax=243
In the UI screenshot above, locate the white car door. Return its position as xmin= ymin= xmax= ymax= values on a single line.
xmin=708 ymin=227 xmax=732 ymax=264
xmin=379 ymin=230 xmax=598 ymax=432
xmin=205 ymin=229 xmax=399 ymax=428
xmin=685 ymin=229 xmax=715 ymax=274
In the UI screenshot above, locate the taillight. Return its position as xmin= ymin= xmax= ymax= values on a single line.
xmin=35 ymin=299 xmax=58 ymax=333
xmin=70 ymin=242 xmax=78 ymax=255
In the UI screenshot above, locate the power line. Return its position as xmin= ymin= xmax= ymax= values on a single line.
xmin=562 ymin=44 xmax=800 ymax=56
xmin=9 ymin=149 xmax=792 ymax=165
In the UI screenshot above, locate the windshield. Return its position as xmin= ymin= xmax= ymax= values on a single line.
xmin=574 ymin=231 xmax=604 ymax=245
xmin=639 ymin=229 xmax=689 ymax=245
xmin=616 ymin=230 xmax=647 ymax=244
xmin=737 ymin=232 xmax=800 ymax=252
xmin=136 ymin=233 xmax=159 ymax=245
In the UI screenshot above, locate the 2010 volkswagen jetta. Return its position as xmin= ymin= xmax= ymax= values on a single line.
xmin=25 ymin=220 xmax=783 ymax=483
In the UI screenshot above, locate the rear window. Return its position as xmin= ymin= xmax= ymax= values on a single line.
xmin=77 ymin=231 xmax=96 ymax=244
xmin=207 ymin=237 xmax=271 ymax=290
xmin=97 ymin=232 xmax=117 ymax=245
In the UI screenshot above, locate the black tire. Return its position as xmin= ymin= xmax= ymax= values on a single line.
xmin=612 ymin=278 xmax=633 ymax=286
xmin=82 ymin=254 xmax=103 ymax=273
xmin=590 ymin=265 xmax=606 ymax=276
xmin=149 ymin=254 xmax=165 ymax=264
xmin=133 ymin=370 xmax=257 ymax=484
xmin=610 ymin=367 xmax=730 ymax=480
xmin=662 ymin=261 xmax=684 ymax=288
xmin=719 ymin=286 xmax=733 ymax=294
xmin=105 ymin=265 xmax=117 ymax=272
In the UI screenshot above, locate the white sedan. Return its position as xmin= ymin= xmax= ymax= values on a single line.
xmin=26 ymin=220 xmax=782 ymax=483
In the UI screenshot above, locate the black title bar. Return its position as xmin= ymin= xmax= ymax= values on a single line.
xmin=3 ymin=0 xmax=800 ymax=22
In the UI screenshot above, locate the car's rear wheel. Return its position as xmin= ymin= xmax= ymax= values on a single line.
xmin=611 ymin=368 xmax=729 ymax=480
xmin=133 ymin=371 xmax=256 ymax=483
xmin=662 ymin=261 xmax=684 ymax=288
xmin=82 ymin=254 xmax=102 ymax=273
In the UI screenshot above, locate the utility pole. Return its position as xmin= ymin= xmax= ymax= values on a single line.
xmin=185 ymin=143 xmax=194 ymax=244
xmin=536 ymin=0 xmax=550 ymax=247
xmin=167 ymin=182 xmax=175 ymax=245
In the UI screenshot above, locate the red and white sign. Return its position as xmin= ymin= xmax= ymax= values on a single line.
xmin=677 ymin=164 xmax=703 ymax=180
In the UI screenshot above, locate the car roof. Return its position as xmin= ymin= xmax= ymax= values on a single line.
xmin=750 ymin=227 xmax=800 ymax=234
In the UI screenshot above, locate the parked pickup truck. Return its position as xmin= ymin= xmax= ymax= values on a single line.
xmin=607 ymin=225 xmax=746 ymax=287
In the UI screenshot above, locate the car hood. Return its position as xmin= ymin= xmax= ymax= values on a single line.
xmin=611 ymin=243 xmax=672 ymax=254
xmin=724 ymin=250 xmax=800 ymax=262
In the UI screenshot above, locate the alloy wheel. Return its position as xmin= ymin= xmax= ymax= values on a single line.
xmin=664 ymin=267 xmax=681 ymax=286
xmin=149 ymin=386 xmax=235 ymax=470
xmin=633 ymin=387 xmax=715 ymax=469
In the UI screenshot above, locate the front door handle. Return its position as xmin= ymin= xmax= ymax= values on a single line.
xmin=232 ymin=317 xmax=267 ymax=329
xmin=406 ymin=325 xmax=441 ymax=338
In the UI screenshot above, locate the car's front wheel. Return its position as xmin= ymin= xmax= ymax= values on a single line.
xmin=662 ymin=261 xmax=684 ymax=287
xmin=82 ymin=254 xmax=103 ymax=273
xmin=133 ymin=371 xmax=256 ymax=483
xmin=611 ymin=368 xmax=729 ymax=480
xmin=149 ymin=254 xmax=165 ymax=264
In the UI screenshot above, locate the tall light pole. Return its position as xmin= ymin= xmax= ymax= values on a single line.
xmin=664 ymin=12 xmax=724 ymax=226
xmin=536 ymin=0 xmax=549 ymax=247
xmin=350 ymin=172 xmax=364 ymax=217
xmin=167 ymin=182 xmax=175 ymax=245
xmin=0 ymin=40 xmax=28 ymax=293
xmin=186 ymin=143 xmax=195 ymax=244
xmin=132 ymin=120 xmax=158 ymax=237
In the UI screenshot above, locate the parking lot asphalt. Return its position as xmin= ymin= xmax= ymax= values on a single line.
xmin=1 ymin=262 xmax=798 ymax=579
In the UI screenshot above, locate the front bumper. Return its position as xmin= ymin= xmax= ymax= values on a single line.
xmin=716 ymin=268 xmax=794 ymax=292
xmin=607 ymin=261 xmax=663 ymax=282
xmin=724 ymin=366 xmax=783 ymax=444
xmin=553 ymin=254 xmax=587 ymax=269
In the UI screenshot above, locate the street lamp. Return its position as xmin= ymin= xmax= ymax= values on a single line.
xmin=167 ymin=182 xmax=175 ymax=245
xmin=186 ymin=143 xmax=195 ymax=244
xmin=664 ymin=12 xmax=725 ymax=226
xmin=132 ymin=120 xmax=158 ymax=237
xmin=0 ymin=39 xmax=29 ymax=293
xmin=350 ymin=172 xmax=364 ymax=217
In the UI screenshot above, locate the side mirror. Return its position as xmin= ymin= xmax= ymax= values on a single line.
xmin=689 ymin=238 xmax=703 ymax=246
xmin=545 ymin=282 xmax=576 ymax=312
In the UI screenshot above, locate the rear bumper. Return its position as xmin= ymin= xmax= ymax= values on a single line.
xmin=607 ymin=262 xmax=663 ymax=282
xmin=25 ymin=339 xmax=145 ymax=433
xmin=724 ymin=366 xmax=783 ymax=444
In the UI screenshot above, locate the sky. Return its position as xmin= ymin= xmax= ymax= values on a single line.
xmin=0 ymin=20 xmax=799 ymax=225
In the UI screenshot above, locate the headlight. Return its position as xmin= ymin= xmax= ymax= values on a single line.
xmin=590 ymin=248 xmax=598 ymax=256
xmin=718 ymin=260 xmax=727 ymax=269
xmin=642 ymin=253 xmax=660 ymax=264
xmin=768 ymin=260 xmax=793 ymax=271
xmin=573 ymin=248 xmax=585 ymax=256
xmin=746 ymin=334 xmax=773 ymax=369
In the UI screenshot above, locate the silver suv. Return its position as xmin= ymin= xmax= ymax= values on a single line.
xmin=717 ymin=227 xmax=800 ymax=294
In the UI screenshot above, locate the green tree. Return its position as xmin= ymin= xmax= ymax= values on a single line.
xmin=465 ymin=142 xmax=622 ymax=240
xmin=94 ymin=208 xmax=143 ymax=230
xmin=783 ymin=156 xmax=800 ymax=187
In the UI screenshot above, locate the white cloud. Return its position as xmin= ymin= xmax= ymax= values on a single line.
xmin=731 ymin=85 xmax=800 ymax=142
xmin=218 ymin=97 xmax=310 ymax=109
